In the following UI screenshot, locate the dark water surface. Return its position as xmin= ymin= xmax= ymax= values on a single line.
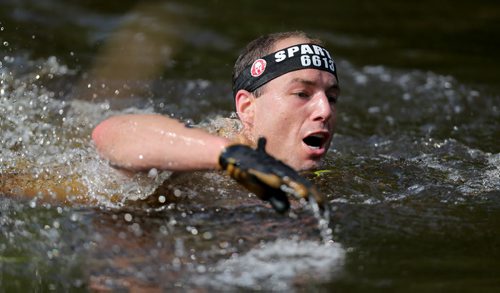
xmin=1 ymin=0 xmax=499 ymax=292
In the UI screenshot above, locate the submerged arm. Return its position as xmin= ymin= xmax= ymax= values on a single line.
xmin=92 ymin=114 xmax=230 ymax=172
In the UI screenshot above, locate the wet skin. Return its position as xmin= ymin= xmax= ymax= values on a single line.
xmin=237 ymin=38 xmax=339 ymax=171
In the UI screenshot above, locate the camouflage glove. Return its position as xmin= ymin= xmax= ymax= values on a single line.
xmin=219 ymin=137 xmax=325 ymax=213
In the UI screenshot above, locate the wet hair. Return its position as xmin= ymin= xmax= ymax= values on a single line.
xmin=232 ymin=31 xmax=323 ymax=97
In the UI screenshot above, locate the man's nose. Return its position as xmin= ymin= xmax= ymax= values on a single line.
xmin=311 ymin=92 xmax=333 ymax=122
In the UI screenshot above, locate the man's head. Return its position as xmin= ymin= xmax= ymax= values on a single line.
xmin=232 ymin=31 xmax=340 ymax=171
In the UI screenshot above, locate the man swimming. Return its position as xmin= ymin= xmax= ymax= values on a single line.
xmin=92 ymin=31 xmax=340 ymax=212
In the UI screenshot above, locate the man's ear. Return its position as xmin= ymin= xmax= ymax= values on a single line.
xmin=235 ymin=89 xmax=255 ymax=127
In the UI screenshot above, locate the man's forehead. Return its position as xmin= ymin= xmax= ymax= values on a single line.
xmin=272 ymin=37 xmax=309 ymax=52
xmin=281 ymin=69 xmax=339 ymax=88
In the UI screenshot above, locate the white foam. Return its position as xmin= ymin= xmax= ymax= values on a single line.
xmin=0 ymin=56 xmax=171 ymax=206
xmin=196 ymin=238 xmax=345 ymax=291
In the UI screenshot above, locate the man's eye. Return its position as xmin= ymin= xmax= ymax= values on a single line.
xmin=327 ymin=96 xmax=338 ymax=104
xmin=294 ymin=92 xmax=310 ymax=98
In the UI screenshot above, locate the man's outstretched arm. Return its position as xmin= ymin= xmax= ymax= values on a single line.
xmin=92 ymin=114 xmax=325 ymax=213
xmin=92 ymin=114 xmax=231 ymax=172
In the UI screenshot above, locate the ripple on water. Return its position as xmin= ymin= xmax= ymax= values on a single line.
xmin=327 ymin=135 xmax=498 ymax=206
xmin=1 ymin=46 xmax=498 ymax=291
xmin=194 ymin=238 xmax=345 ymax=291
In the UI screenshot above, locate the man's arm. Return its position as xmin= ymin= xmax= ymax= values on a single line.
xmin=92 ymin=114 xmax=231 ymax=172
xmin=92 ymin=114 xmax=325 ymax=213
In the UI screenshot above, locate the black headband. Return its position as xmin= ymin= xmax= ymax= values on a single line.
xmin=233 ymin=43 xmax=338 ymax=96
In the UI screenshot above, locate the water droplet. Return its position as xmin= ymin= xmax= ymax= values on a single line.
xmin=196 ymin=265 xmax=207 ymax=273
xmin=148 ymin=168 xmax=158 ymax=178
xmin=70 ymin=213 xmax=79 ymax=222
xmin=73 ymin=279 xmax=83 ymax=287
xmin=3 ymin=41 xmax=8 ymax=47
xmin=99 ymin=102 xmax=110 ymax=110
xmin=124 ymin=213 xmax=133 ymax=222
xmin=159 ymin=225 xmax=169 ymax=235
xmin=172 ymin=257 xmax=181 ymax=269
xmin=131 ymin=223 xmax=142 ymax=236
xmin=187 ymin=226 xmax=198 ymax=235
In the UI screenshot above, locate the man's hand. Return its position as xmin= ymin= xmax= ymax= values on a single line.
xmin=219 ymin=137 xmax=325 ymax=213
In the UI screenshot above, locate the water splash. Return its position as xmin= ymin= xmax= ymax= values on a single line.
xmin=308 ymin=197 xmax=334 ymax=244
xmin=194 ymin=238 xmax=345 ymax=291
xmin=0 ymin=55 xmax=171 ymax=207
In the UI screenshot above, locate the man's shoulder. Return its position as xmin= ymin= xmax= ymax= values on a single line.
xmin=196 ymin=115 xmax=242 ymax=140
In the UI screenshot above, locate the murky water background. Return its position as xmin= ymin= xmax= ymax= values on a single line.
xmin=1 ymin=0 xmax=499 ymax=291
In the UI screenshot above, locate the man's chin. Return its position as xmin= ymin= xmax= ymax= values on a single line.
xmin=293 ymin=158 xmax=323 ymax=171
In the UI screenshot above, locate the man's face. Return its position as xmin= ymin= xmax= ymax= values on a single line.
xmin=248 ymin=38 xmax=339 ymax=171
xmin=251 ymin=69 xmax=338 ymax=170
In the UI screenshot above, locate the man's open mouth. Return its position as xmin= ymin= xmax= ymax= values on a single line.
xmin=302 ymin=133 xmax=328 ymax=150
